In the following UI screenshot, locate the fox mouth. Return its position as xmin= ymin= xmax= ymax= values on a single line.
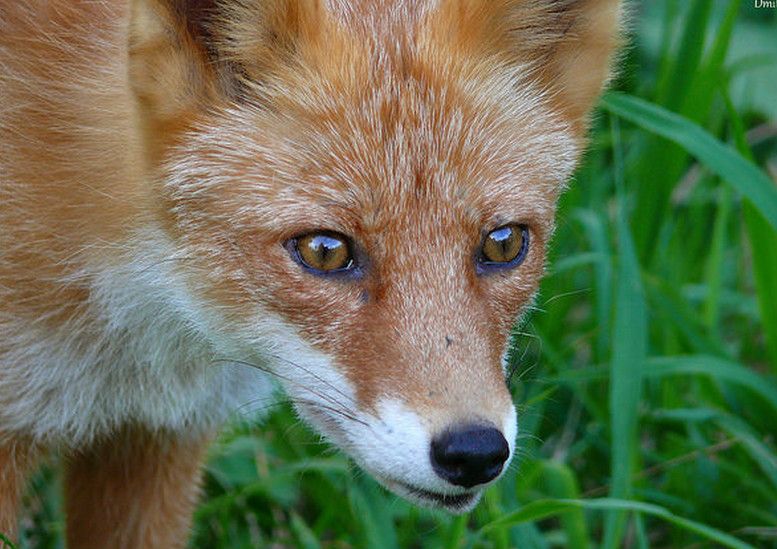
xmin=378 ymin=475 xmax=480 ymax=512
xmin=401 ymin=482 xmax=478 ymax=508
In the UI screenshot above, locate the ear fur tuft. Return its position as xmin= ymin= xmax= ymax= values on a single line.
xmin=129 ymin=0 xmax=222 ymax=163
xmin=530 ymin=0 xmax=624 ymax=129
xmin=431 ymin=0 xmax=623 ymax=133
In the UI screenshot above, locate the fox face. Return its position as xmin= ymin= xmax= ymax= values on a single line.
xmin=163 ymin=78 xmax=573 ymax=510
xmin=125 ymin=0 xmax=621 ymax=511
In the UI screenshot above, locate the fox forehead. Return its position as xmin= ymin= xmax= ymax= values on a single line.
xmin=173 ymin=50 xmax=577 ymax=241
xmin=167 ymin=0 xmax=580 ymax=230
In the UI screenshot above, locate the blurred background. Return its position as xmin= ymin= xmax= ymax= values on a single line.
xmin=19 ymin=1 xmax=777 ymax=547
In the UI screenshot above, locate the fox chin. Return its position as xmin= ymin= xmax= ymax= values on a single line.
xmin=0 ymin=0 xmax=622 ymax=545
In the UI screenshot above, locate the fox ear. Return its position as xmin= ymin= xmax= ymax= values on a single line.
xmin=433 ymin=0 xmax=622 ymax=132
xmin=128 ymin=0 xmax=325 ymax=150
xmin=508 ymin=0 xmax=624 ymax=131
xmin=129 ymin=0 xmax=222 ymax=157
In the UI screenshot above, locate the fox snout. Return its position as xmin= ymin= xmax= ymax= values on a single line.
xmin=264 ymin=255 xmax=522 ymax=511
xmin=252 ymin=212 xmax=528 ymax=510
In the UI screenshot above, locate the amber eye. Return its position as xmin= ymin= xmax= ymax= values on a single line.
xmin=293 ymin=232 xmax=353 ymax=273
xmin=480 ymin=224 xmax=529 ymax=267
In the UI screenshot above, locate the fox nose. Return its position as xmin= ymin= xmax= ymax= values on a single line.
xmin=430 ymin=424 xmax=510 ymax=488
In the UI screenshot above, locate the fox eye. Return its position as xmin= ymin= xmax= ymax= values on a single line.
xmin=479 ymin=224 xmax=529 ymax=269
xmin=292 ymin=232 xmax=354 ymax=273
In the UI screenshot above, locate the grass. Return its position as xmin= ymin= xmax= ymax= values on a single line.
xmin=14 ymin=1 xmax=777 ymax=547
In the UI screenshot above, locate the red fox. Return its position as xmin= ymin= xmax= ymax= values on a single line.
xmin=0 ymin=0 xmax=621 ymax=546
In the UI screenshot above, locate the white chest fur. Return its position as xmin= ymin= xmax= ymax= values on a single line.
xmin=0 ymin=229 xmax=274 ymax=446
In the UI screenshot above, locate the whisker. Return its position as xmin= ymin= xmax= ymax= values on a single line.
xmin=233 ymin=394 xmax=289 ymax=416
xmin=542 ymin=287 xmax=591 ymax=306
xmin=214 ymin=358 xmax=358 ymax=422
xmin=215 ymin=357 xmax=370 ymax=428
xmin=137 ymin=255 xmax=198 ymax=275
xmin=229 ymin=269 xmax=370 ymax=413
xmin=506 ymin=329 xmax=542 ymax=387
xmin=295 ymin=398 xmax=370 ymax=428
xmin=263 ymin=352 xmax=360 ymax=409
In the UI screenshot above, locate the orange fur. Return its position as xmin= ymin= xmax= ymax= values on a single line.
xmin=1 ymin=0 xmax=622 ymax=541
xmin=64 ymin=428 xmax=211 ymax=549
xmin=0 ymin=0 xmax=146 ymax=337
xmin=0 ymin=437 xmax=39 ymax=543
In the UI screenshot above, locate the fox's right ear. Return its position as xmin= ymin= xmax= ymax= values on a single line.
xmin=129 ymin=0 xmax=223 ymax=159
xmin=129 ymin=0 xmax=328 ymax=161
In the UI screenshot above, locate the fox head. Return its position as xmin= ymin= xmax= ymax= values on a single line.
xmin=129 ymin=0 xmax=621 ymax=511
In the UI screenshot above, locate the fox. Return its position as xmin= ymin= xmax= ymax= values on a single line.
xmin=0 ymin=0 xmax=622 ymax=546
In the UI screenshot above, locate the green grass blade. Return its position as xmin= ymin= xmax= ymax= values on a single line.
xmin=476 ymin=498 xmax=754 ymax=549
xmin=601 ymin=92 xmax=777 ymax=231
xmin=743 ymin=203 xmax=777 ymax=370
xmin=634 ymin=514 xmax=649 ymax=549
xmin=656 ymin=0 xmax=712 ymax=111
xmin=646 ymin=355 xmax=777 ymax=412
xmin=682 ymin=0 xmax=739 ymax=123
xmin=482 ymin=488 xmax=509 ymax=549
xmin=721 ymin=85 xmax=777 ymax=369
xmin=347 ymin=479 xmax=398 ymax=549
xmin=646 ymin=277 xmax=730 ymax=357
xmin=573 ymin=210 xmax=613 ymax=361
xmin=289 ymin=512 xmax=322 ymax=549
xmin=651 ymin=407 xmax=777 ymax=495
xmin=742 ymin=204 xmax=777 ymax=370
xmin=348 ymin=480 xmax=399 ymax=549
xmin=554 ymin=355 xmax=777 ymax=419
xmin=631 ymin=0 xmax=714 ymax=260
xmin=702 ymin=186 xmax=733 ymax=332
xmin=716 ymin=414 xmax=777 ymax=491
xmin=0 ymin=534 xmax=18 ymax=549
xmin=540 ymin=461 xmax=591 ymax=549
xmin=444 ymin=514 xmax=468 ymax=549
xmin=603 ymin=116 xmax=647 ymax=549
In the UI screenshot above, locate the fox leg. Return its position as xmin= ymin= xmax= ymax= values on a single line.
xmin=64 ymin=427 xmax=212 ymax=549
xmin=0 ymin=437 xmax=39 ymax=545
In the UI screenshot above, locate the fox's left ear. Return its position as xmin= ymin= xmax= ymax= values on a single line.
xmin=434 ymin=0 xmax=623 ymax=133
xmin=527 ymin=0 xmax=624 ymax=131
xmin=504 ymin=0 xmax=624 ymax=133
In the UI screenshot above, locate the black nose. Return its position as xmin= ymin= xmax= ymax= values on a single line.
xmin=430 ymin=424 xmax=510 ymax=488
